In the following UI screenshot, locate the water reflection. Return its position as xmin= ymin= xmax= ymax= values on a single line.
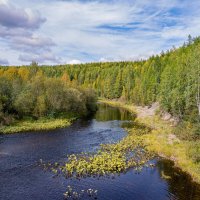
xmin=156 ymin=159 xmax=200 ymax=200
xmin=0 ymin=103 xmax=200 ymax=200
xmin=95 ymin=103 xmax=136 ymax=121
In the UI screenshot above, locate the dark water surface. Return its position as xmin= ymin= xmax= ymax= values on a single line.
xmin=0 ymin=104 xmax=200 ymax=200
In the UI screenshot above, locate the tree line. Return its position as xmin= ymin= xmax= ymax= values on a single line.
xmin=0 ymin=36 xmax=199 ymax=129
xmin=0 ymin=66 xmax=97 ymax=125
xmin=38 ymin=37 xmax=200 ymax=123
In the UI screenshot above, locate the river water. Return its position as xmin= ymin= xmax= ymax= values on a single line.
xmin=0 ymin=103 xmax=200 ymax=200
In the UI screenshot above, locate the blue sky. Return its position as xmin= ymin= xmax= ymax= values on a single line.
xmin=0 ymin=0 xmax=200 ymax=65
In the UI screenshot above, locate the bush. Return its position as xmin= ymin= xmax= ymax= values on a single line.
xmin=188 ymin=142 xmax=200 ymax=163
xmin=0 ymin=71 xmax=97 ymax=126
xmin=175 ymin=121 xmax=200 ymax=141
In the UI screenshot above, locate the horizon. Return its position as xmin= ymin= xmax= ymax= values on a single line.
xmin=0 ymin=0 xmax=200 ymax=66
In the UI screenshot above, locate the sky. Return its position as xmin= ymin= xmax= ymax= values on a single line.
xmin=0 ymin=0 xmax=200 ymax=65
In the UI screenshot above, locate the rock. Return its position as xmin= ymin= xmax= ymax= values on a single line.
xmin=161 ymin=112 xmax=172 ymax=121
xmin=136 ymin=102 xmax=160 ymax=118
xmin=167 ymin=134 xmax=180 ymax=145
xmin=169 ymin=117 xmax=180 ymax=126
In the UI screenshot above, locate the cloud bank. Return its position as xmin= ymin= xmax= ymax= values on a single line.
xmin=0 ymin=2 xmax=45 ymax=29
xmin=0 ymin=58 xmax=9 ymax=65
xmin=0 ymin=0 xmax=200 ymax=65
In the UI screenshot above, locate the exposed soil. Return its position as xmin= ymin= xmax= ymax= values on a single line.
xmin=134 ymin=102 xmax=159 ymax=118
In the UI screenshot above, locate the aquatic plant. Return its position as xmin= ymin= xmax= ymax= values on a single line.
xmin=63 ymin=185 xmax=98 ymax=199
xmin=100 ymin=100 xmax=200 ymax=183
xmin=42 ymin=125 xmax=156 ymax=179
xmin=0 ymin=118 xmax=73 ymax=134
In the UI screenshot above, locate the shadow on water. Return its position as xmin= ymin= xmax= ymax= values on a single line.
xmin=0 ymin=103 xmax=200 ymax=200
xmin=156 ymin=159 xmax=200 ymax=200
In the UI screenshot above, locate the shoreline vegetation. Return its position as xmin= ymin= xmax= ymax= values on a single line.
xmin=0 ymin=36 xmax=199 ymax=186
xmin=99 ymin=99 xmax=200 ymax=184
xmin=1 ymin=98 xmax=199 ymax=184
xmin=40 ymin=103 xmax=156 ymax=182
xmin=0 ymin=117 xmax=76 ymax=134
xmin=0 ymin=64 xmax=97 ymax=134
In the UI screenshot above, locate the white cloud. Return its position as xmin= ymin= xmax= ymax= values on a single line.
xmin=0 ymin=1 xmax=45 ymax=29
xmin=0 ymin=0 xmax=58 ymax=64
xmin=12 ymin=36 xmax=55 ymax=53
xmin=19 ymin=52 xmax=60 ymax=64
xmin=1 ymin=0 xmax=200 ymax=65
xmin=68 ymin=59 xmax=81 ymax=65
xmin=0 ymin=0 xmax=8 ymax=5
xmin=0 ymin=58 xmax=9 ymax=65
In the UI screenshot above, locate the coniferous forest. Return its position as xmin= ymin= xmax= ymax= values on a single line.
xmin=2 ymin=1 xmax=200 ymax=199
xmin=1 ymin=37 xmax=200 ymax=199
xmin=1 ymin=36 xmax=199 ymax=136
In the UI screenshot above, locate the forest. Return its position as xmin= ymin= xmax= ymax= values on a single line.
xmin=0 ymin=36 xmax=199 ymax=137
xmin=0 ymin=64 xmax=97 ymax=128
xmin=2 ymin=0 xmax=200 ymax=198
xmin=0 ymin=35 xmax=200 ymax=198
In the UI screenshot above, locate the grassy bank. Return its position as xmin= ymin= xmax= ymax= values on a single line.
xmin=99 ymin=99 xmax=200 ymax=183
xmin=0 ymin=117 xmax=75 ymax=134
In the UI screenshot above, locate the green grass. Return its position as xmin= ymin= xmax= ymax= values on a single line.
xmin=99 ymin=99 xmax=200 ymax=183
xmin=0 ymin=117 xmax=75 ymax=134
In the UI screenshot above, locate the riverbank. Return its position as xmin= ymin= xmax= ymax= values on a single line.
xmin=99 ymin=99 xmax=200 ymax=184
xmin=0 ymin=117 xmax=75 ymax=134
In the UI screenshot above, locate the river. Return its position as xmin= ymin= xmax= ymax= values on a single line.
xmin=0 ymin=103 xmax=200 ymax=200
